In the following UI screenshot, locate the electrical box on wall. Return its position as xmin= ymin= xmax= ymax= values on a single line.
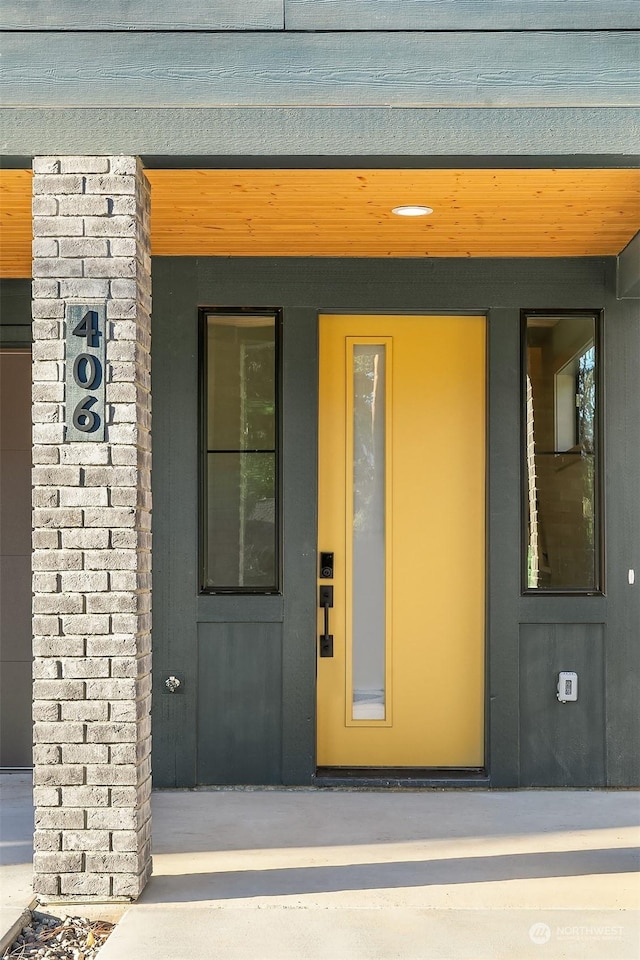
xmin=557 ymin=671 xmax=578 ymax=703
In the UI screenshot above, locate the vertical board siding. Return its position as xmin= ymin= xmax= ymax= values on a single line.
xmin=486 ymin=308 xmax=522 ymax=787
xmin=2 ymin=32 xmax=639 ymax=108
xmin=151 ymin=259 xmax=200 ymax=788
xmin=519 ymin=624 xmax=605 ymax=786
xmin=197 ymin=624 xmax=283 ymax=785
xmin=617 ymin=231 xmax=640 ymax=299
xmin=602 ymin=290 xmax=640 ymax=786
xmin=285 ymin=0 xmax=640 ymax=30
xmin=0 ymin=349 xmax=32 ymax=766
xmin=152 ymin=257 xmax=637 ymax=787
xmin=1 ymin=1 xmax=284 ymax=30
xmin=281 ymin=308 xmax=318 ymax=784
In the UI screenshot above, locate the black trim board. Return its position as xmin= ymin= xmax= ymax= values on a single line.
xmin=4 ymin=155 xmax=640 ymax=171
xmin=141 ymin=155 xmax=640 ymax=169
xmin=315 ymin=768 xmax=490 ymax=789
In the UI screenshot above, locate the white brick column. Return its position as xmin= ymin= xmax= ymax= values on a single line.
xmin=31 ymin=157 xmax=152 ymax=900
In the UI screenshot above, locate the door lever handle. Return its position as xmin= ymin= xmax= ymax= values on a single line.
xmin=319 ymin=585 xmax=334 ymax=657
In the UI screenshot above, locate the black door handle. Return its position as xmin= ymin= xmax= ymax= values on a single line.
xmin=319 ymin=585 xmax=333 ymax=657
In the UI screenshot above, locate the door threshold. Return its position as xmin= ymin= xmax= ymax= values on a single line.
xmin=315 ymin=767 xmax=489 ymax=789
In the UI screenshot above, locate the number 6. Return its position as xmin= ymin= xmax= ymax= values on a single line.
xmin=73 ymin=396 xmax=99 ymax=433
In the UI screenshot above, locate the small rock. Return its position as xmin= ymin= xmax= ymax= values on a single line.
xmin=2 ymin=911 xmax=114 ymax=960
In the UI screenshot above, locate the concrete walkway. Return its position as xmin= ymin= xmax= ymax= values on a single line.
xmin=0 ymin=773 xmax=36 ymax=954
xmin=1 ymin=774 xmax=639 ymax=959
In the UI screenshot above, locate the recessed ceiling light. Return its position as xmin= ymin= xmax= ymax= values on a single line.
xmin=391 ymin=205 xmax=434 ymax=217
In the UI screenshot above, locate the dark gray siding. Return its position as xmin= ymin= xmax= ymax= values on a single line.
xmin=151 ymin=261 xmax=320 ymax=787
xmin=519 ymin=623 xmax=605 ymax=787
xmin=0 ymin=280 xmax=32 ymax=768
xmin=197 ymin=624 xmax=283 ymax=785
xmin=618 ymin=232 xmax=640 ymax=299
xmin=0 ymin=280 xmax=32 ymax=346
xmin=602 ymin=292 xmax=640 ymax=786
xmin=151 ymin=257 xmax=640 ymax=788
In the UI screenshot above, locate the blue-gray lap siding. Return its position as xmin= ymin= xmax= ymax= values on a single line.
xmin=4 ymin=0 xmax=639 ymax=31
xmin=2 ymin=8 xmax=639 ymax=157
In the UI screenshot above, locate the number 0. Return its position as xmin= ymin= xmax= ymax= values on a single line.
xmin=73 ymin=353 xmax=100 ymax=390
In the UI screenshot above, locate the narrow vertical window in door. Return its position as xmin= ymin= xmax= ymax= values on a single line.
xmin=348 ymin=341 xmax=392 ymax=722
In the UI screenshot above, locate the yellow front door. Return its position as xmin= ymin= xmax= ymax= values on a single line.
xmin=317 ymin=314 xmax=485 ymax=768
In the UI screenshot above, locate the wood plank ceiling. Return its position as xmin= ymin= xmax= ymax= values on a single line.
xmin=1 ymin=171 xmax=32 ymax=278
xmin=2 ymin=168 xmax=639 ymax=277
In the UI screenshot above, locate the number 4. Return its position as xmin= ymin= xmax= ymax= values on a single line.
xmin=72 ymin=310 xmax=100 ymax=348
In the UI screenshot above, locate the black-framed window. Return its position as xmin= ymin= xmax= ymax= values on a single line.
xmin=523 ymin=311 xmax=602 ymax=593
xmin=201 ymin=310 xmax=280 ymax=593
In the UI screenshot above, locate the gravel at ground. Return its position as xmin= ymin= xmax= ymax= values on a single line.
xmin=2 ymin=912 xmax=114 ymax=960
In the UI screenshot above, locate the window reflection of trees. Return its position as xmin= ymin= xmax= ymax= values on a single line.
xmin=525 ymin=317 xmax=598 ymax=592
xmin=239 ymin=341 xmax=276 ymax=586
xmin=353 ymin=349 xmax=383 ymax=535
xmin=577 ymin=345 xmax=596 ymax=577
xmin=577 ymin=346 xmax=595 ymax=453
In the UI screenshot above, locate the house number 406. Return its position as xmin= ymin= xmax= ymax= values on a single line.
xmin=72 ymin=312 xmax=102 ymax=431
xmin=65 ymin=303 xmax=106 ymax=442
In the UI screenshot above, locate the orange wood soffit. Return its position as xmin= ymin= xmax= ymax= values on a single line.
xmin=2 ymin=168 xmax=639 ymax=277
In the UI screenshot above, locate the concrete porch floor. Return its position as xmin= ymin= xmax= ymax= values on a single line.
xmin=1 ymin=773 xmax=639 ymax=959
